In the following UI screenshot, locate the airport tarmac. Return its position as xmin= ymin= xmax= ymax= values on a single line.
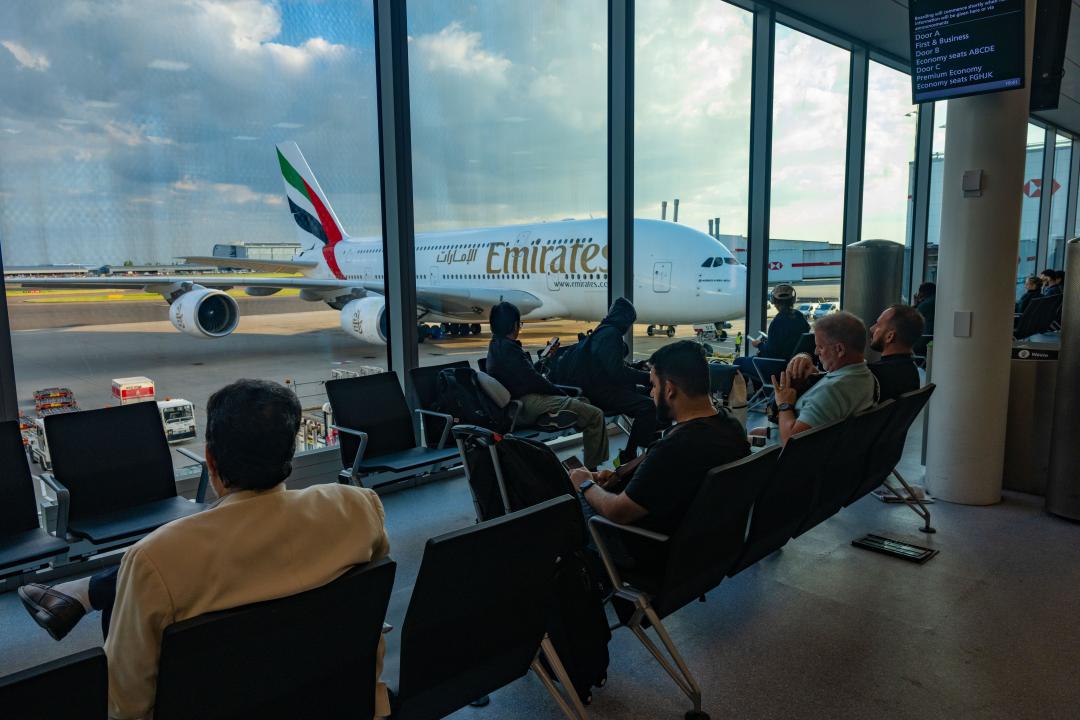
xmin=10 ymin=302 xmax=746 ymax=471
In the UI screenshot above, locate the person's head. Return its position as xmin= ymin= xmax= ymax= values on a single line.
xmin=916 ymin=282 xmax=936 ymax=301
xmin=1040 ymin=268 xmax=1055 ymax=285
xmin=489 ymin=301 xmax=522 ymax=339
xmin=204 ymin=379 xmax=302 ymax=495
xmin=769 ymin=283 xmax=797 ymax=311
xmin=869 ymin=304 xmax=924 ymax=354
xmin=604 ymin=297 xmax=637 ymax=332
xmin=813 ymin=311 xmax=867 ymax=371
xmin=647 ymin=340 xmax=712 ymax=422
xmin=1051 ymin=269 xmax=1064 ymax=286
xmin=1025 ymin=275 xmax=1040 ymax=292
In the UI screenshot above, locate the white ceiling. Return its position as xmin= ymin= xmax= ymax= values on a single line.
xmin=771 ymin=0 xmax=1080 ymax=136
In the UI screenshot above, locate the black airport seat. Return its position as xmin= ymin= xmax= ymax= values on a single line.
xmin=391 ymin=495 xmax=586 ymax=720
xmin=154 ymin=558 xmax=396 ymax=720
xmin=729 ymin=418 xmax=847 ymax=575
xmin=326 ymin=371 xmax=457 ymax=488
xmin=791 ymin=331 xmax=815 ymax=358
xmin=747 ymin=356 xmax=789 ymax=412
xmin=0 ymin=647 xmax=108 ymax=719
xmin=589 ymin=446 xmax=781 ymax=719
xmin=795 ymin=401 xmax=897 ymax=537
xmin=410 ymin=361 xmax=471 ymax=447
xmin=1014 ymin=294 xmax=1063 ymax=339
xmin=0 ymin=420 xmax=68 ymax=576
xmin=43 ymin=403 xmax=206 ymax=550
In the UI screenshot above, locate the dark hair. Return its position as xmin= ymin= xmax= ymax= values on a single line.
xmin=489 ymin=301 xmax=521 ymax=336
xmin=886 ymin=304 xmax=925 ymax=347
xmin=815 ymin=311 xmax=867 ymax=354
xmin=648 ymin=340 xmax=710 ymax=397
xmin=917 ymin=281 xmax=936 ymax=297
xmin=205 ymin=379 xmax=302 ymax=491
xmin=1041 ymin=268 xmax=1055 ymax=278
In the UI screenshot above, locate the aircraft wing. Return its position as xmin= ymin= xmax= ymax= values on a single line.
xmin=6 ymin=275 xmax=359 ymax=292
xmin=409 ymin=285 xmax=543 ymax=318
xmin=180 ymin=256 xmax=319 ymax=273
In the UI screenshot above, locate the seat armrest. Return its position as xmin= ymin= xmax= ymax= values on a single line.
xmin=331 ymin=425 xmax=370 ymax=485
xmin=177 ymin=447 xmax=210 ymax=503
xmin=415 ymin=409 xmax=454 ymax=449
xmin=507 ymin=399 xmax=522 ymax=431
xmin=38 ymin=473 xmax=70 ymax=539
xmin=451 ymin=424 xmax=499 ymax=446
xmin=587 ymin=515 xmax=670 ymax=591
xmin=555 ymin=384 xmax=583 ymax=397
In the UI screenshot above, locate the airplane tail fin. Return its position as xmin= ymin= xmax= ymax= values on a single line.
xmin=276 ymin=142 xmax=348 ymax=249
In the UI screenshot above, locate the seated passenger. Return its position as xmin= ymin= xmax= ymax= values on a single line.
xmin=1017 ymin=275 xmax=1042 ymax=314
xmin=568 ymin=340 xmax=750 ymax=553
xmin=786 ymin=304 xmax=921 ymax=403
xmin=768 ymin=311 xmax=878 ymax=445
xmin=18 ymin=380 xmax=391 ymax=719
xmin=733 ymin=283 xmax=809 ymax=387
xmin=557 ymin=297 xmax=657 ymax=464
xmin=486 ymin=301 xmax=608 ymax=469
xmin=912 ymin=281 xmax=936 ymax=356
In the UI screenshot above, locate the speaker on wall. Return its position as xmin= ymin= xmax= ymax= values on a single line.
xmin=1030 ymin=0 xmax=1072 ymax=111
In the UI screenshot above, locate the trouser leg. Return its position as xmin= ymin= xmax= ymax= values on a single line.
xmin=568 ymin=397 xmax=608 ymax=469
xmin=88 ymin=566 xmax=120 ymax=639
xmin=591 ymin=388 xmax=657 ymax=457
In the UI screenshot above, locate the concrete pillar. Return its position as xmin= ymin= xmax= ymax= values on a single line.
xmin=924 ymin=0 xmax=1036 ymax=505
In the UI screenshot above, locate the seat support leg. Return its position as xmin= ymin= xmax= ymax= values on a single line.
xmin=885 ymin=469 xmax=935 ymax=534
xmin=626 ymin=602 xmax=705 ymax=716
xmin=532 ymin=635 xmax=589 ymax=720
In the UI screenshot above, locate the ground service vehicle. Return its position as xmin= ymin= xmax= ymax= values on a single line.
xmin=157 ymin=399 xmax=197 ymax=443
xmin=112 ymin=376 xmax=156 ymax=405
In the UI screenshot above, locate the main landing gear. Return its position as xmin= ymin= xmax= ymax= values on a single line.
xmin=646 ymin=324 xmax=677 ymax=338
xmin=417 ymin=322 xmax=484 ymax=342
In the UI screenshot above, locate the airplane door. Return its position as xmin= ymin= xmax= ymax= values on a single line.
xmin=653 ymin=261 xmax=672 ymax=293
xmin=429 ymin=267 xmax=440 ymax=286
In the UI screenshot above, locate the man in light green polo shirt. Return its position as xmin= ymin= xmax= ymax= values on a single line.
xmin=770 ymin=311 xmax=878 ymax=445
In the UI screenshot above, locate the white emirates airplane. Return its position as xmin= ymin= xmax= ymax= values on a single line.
xmin=9 ymin=143 xmax=746 ymax=345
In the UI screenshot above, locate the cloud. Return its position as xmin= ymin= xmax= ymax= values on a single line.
xmin=233 ymin=135 xmax=258 ymax=141
xmin=265 ymin=36 xmax=347 ymax=72
xmin=1 ymin=40 xmax=50 ymax=70
xmin=172 ymin=176 xmax=279 ymax=206
xmin=412 ymin=22 xmax=510 ymax=83
xmin=273 ymin=122 xmax=303 ymax=129
xmin=148 ymin=58 xmax=190 ymax=71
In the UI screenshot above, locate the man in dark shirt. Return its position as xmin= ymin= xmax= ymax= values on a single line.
xmin=569 ymin=340 xmax=750 ymax=545
xmin=486 ymin=302 xmax=608 ymax=469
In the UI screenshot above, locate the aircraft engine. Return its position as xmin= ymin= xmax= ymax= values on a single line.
xmin=169 ymin=287 xmax=240 ymax=338
xmin=340 ymin=296 xmax=387 ymax=345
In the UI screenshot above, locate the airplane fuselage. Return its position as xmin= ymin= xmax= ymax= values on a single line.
xmin=295 ymin=218 xmax=746 ymax=325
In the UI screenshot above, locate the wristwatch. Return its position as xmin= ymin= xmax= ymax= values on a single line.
xmin=777 ymin=402 xmax=796 ymax=414
xmin=578 ymin=479 xmax=596 ymax=495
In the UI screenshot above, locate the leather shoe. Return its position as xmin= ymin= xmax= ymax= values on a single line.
xmin=17 ymin=583 xmax=86 ymax=641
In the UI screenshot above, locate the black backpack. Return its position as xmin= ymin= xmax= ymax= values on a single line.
xmin=434 ymin=367 xmax=512 ymax=434
xmin=460 ymin=433 xmax=610 ymax=703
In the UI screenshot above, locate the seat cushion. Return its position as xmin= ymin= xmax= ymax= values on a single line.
xmin=69 ymin=496 xmax=207 ymax=544
xmin=0 ymin=529 xmax=68 ymax=572
xmin=357 ymin=446 xmax=459 ymax=473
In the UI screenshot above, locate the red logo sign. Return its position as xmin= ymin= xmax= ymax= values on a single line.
xmin=769 ymin=261 xmax=783 ymax=271
xmin=1023 ymin=178 xmax=1061 ymax=198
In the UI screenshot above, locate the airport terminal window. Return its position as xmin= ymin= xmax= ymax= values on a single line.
xmin=1048 ymin=133 xmax=1071 ymax=270
xmin=0 ymin=1 xmax=384 ymax=467
xmin=1016 ymin=123 xmax=1045 ymax=296
xmin=769 ymin=25 xmax=849 ymax=325
xmin=634 ymin=0 xmax=752 ymax=359
xmin=924 ymin=101 xmax=948 ymax=283
xmin=861 ymin=61 xmax=918 ymax=300
xmin=407 ymin=1 xmax=608 ymax=366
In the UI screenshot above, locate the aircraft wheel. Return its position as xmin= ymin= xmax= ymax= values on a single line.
xmin=470 ymin=323 xmax=482 ymax=335
xmin=666 ymin=325 xmax=676 ymax=337
xmin=646 ymin=325 xmax=655 ymax=337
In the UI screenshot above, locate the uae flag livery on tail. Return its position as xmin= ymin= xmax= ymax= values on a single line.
xmin=276 ymin=142 xmax=347 ymax=279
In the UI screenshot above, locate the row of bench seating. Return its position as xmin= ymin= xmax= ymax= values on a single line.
xmin=0 ymin=496 xmax=590 ymax=720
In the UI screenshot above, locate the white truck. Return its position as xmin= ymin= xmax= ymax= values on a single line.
xmin=112 ymin=376 xmax=156 ymax=405
xmin=157 ymin=398 xmax=197 ymax=443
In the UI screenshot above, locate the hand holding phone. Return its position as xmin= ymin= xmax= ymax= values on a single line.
xmin=561 ymin=455 xmax=584 ymax=471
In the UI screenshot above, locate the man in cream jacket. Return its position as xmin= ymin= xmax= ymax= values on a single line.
xmin=18 ymin=379 xmax=391 ymax=719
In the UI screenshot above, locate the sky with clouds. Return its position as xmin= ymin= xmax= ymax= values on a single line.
xmin=0 ymin=0 xmax=918 ymax=267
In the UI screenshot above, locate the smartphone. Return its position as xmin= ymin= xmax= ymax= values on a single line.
xmin=561 ymin=455 xmax=584 ymax=471
xmin=756 ymin=331 xmax=768 ymax=341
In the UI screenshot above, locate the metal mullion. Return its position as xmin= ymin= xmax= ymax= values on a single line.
xmin=374 ymin=0 xmax=419 ymax=404
xmin=608 ymin=0 xmax=633 ymax=347
xmin=1035 ymin=127 xmax=1055 ymax=273
xmin=909 ymin=103 xmax=935 ymax=295
xmin=1065 ymin=137 xmax=1080 ymax=265
xmin=840 ymin=46 xmax=869 ymax=309
xmin=0 ymin=253 xmax=18 ymax=421
xmin=745 ymin=6 xmax=774 ymax=347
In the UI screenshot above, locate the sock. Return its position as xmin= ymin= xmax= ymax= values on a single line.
xmin=52 ymin=577 xmax=93 ymax=613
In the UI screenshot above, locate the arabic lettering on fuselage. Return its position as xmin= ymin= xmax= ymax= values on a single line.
xmin=435 ymin=247 xmax=479 ymax=265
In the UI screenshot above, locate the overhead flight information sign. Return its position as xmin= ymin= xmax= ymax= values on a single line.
xmin=910 ymin=0 xmax=1025 ymax=103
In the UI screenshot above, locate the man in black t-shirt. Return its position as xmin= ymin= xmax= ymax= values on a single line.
xmin=569 ymin=341 xmax=750 ymax=542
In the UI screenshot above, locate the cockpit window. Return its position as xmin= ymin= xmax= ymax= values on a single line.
xmin=724 ymin=257 xmax=739 ymax=265
xmin=701 ymin=257 xmax=713 ymax=268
